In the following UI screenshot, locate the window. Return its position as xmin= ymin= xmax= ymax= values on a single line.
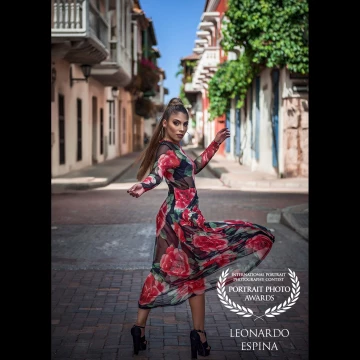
xmin=122 ymin=108 xmax=126 ymax=143
xmin=76 ymin=99 xmax=82 ymax=161
xmin=108 ymin=101 xmax=115 ymax=145
xmin=58 ymin=94 xmax=65 ymax=165
xmin=124 ymin=4 xmax=127 ymax=48
xmin=100 ymin=108 xmax=104 ymax=155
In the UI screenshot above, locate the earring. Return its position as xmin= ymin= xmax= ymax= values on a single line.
xmin=161 ymin=127 xmax=165 ymax=137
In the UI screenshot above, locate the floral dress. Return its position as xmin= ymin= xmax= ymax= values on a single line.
xmin=138 ymin=139 xmax=275 ymax=309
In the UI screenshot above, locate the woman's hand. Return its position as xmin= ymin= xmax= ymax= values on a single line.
xmin=214 ymin=127 xmax=230 ymax=145
xmin=127 ymin=183 xmax=145 ymax=198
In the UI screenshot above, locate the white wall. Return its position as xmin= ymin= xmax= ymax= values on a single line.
xmin=226 ymin=98 xmax=236 ymax=160
xmin=240 ymin=95 xmax=253 ymax=165
xmin=257 ymin=68 xmax=277 ymax=175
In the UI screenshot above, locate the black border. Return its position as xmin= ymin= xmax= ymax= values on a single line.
xmin=10 ymin=2 xmax=51 ymax=357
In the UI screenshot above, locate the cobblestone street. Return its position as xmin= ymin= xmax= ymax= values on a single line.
xmin=52 ymin=185 xmax=308 ymax=359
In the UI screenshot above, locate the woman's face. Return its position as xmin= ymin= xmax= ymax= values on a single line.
xmin=163 ymin=111 xmax=189 ymax=144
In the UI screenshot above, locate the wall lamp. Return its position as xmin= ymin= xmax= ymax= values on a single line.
xmin=111 ymin=86 xmax=119 ymax=99
xmin=70 ymin=64 xmax=92 ymax=87
xmin=51 ymin=67 xmax=57 ymax=83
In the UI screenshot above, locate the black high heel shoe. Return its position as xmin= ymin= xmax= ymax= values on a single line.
xmin=131 ymin=324 xmax=147 ymax=355
xmin=190 ymin=329 xmax=211 ymax=359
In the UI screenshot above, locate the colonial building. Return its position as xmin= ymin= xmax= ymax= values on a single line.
xmin=51 ymin=0 xmax=165 ymax=176
xmin=182 ymin=0 xmax=228 ymax=155
xmin=182 ymin=0 xmax=308 ymax=178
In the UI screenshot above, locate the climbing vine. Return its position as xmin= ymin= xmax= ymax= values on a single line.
xmin=208 ymin=50 xmax=258 ymax=120
xmin=179 ymin=83 xmax=190 ymax=106
xmin=208 ymin=0 xmax=308 ymax=119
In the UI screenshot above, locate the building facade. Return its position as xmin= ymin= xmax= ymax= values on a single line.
xmin=51 ymin=0 xmax=165 ymax=176
xmin=182 ymin=0 xmax=308 ymax=178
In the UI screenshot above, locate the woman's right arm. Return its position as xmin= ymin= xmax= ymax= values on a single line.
xmin=140 ymin=144 xmax=180 ymax=193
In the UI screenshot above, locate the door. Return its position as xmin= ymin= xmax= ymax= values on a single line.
xmin=76 ymin=99 xmax=82 ymax=161
xmin=255 ymin=76 xmax=260 ymax=160
xmin=235 ymin=104 xmax=241 ymax=156
xmin=271 ymin=69 xmax=280 ymax=168
xmin=249 ymin=84 xmax=254 ymax=158
xmin=225 ymin=109 xmax=230 ymax=153
xmin=92 ymin=96 xmax=98 ymax=164
xmin=58 ymin=94 xmax=65 ymax=165
xmin=100 ymin=108 xmax=104 ymax=155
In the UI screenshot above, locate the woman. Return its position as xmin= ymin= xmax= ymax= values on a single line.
xmin=127 ymin=98 xmax=275 ymax=358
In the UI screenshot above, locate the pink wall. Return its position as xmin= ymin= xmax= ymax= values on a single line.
xmin=52 ymin=59 xmax=108 ymax=176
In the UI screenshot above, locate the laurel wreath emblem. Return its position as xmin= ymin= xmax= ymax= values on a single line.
xmin=217 ymin=268 xmax=300 ymax=321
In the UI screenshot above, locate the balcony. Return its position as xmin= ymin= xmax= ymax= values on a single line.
xmin=184 ymin=83 xmax=201 ymax=92
xmin=192 ymin=47 xmax=220 ymax=88
xmin=91 ymin=40 xmax=132 ymax=87
xmin=195 ymin=39 xmax=208 ymax=47
xmin=193 ymin=46 xmax=204 ymax=54
xmin=51 ymin=0 xmax=109 ymax=64
xmin=196 ymin=30 xmax=211 ymax=42
xmin=198 ymin=21 xmax=215 ymax=31
xmin=201 ymin=12 xmax=220 ymax=23
xmin=152 ymin=91 xmax=163 ymax=106
xmin=184 ymin=82 xmax=201 ymax=104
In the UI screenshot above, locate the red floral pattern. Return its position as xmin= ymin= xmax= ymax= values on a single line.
xmin=245 ymin=234 xmax=273 ymax=257
xmin=160 ymin=245 xmax=191 ymax=277
xmin=177 ymin=278 xmax=206 ymax=299
xmin=202 ymin=251 xmax=237 ymax=268
xmin=157 ymin=150 xmax=181 ymax=178
xmin=139 ymin=273 xmax=165 ymax=306
xmin=137 ymin=140 xmax=275 ymax=309
xmin=194 ymin=141 xmax=220 ymax=174
xmin=179 ymin=208 xmax=193 ymax=227
xmin=193 ymin=232 xmax=229 ymax=252
xmin=245 ymin=234 xmax=272 ymax=251
xmin=156 ymin=202 xmax=167 ymax=236
xmin=174 ymin=187 xmax=196 ymax=208
xmin=173 ymin=222 xmax=186 ymax=243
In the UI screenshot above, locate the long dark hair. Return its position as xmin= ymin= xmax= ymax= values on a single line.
xmin=135 ymin=97 xmax=189 ymax=181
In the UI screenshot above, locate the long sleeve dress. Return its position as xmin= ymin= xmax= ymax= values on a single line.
xmin=137 ymin=139 xmax=275 ymax=309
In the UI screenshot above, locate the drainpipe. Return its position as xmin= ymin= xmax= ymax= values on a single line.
xmin=105 ymin=0 xmax=109 ymax=42
xmin=270 ymin=69 xmax=280 ymax=177
xmin=116 ymin=0 xmax=121 ymax=63
xmin=144 ymin=29 xmax=148 ymax=58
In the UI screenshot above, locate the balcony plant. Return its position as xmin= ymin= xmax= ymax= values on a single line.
xmin=125 ymin=58 xmax=160 ymax=95
xmin=208 ymin=0 xmax=308 ymax=120
xmin=135 ymin=96 xmax=156 ymax=119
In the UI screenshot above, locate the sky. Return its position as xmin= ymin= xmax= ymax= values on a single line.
xmin=139 ymin=0 xmax=205 ymax=104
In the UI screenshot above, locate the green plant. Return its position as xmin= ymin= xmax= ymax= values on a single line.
xmin=208 ymin=0 xmax=308 ymax=119
xmin=184 ymin=60 xmax=196 ymax=72
xmin=222 ymin=0 xmax=308 ymax=73
xmin=175 ymin=63 xmax=183 ymax=78
xmin=135 ymin=97 xmax=156 ymax=119
xmin=208 ymin=51 xmax=258 ymax=120
xmin=176 ymin=60 xmax=197 ymax=79
xmin=179 ymin=84 xmax=190 ymax=106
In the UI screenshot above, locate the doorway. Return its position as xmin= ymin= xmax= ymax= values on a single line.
xmin=92 ymin=96 xmax=98 ymax=164
xmin=271 ymin=69 xmax=280 ymax=169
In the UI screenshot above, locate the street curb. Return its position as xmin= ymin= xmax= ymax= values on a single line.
xmin=187 ymin=148 xmax=308 ymax=193
xmin=280 ymin=204 xmax=308 ymax=241
xmin=51 ymin=162 xmax=136 ymax=193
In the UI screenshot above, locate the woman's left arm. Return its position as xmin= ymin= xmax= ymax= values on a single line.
xmin=193 ymin=127 xmax=230 ymax=174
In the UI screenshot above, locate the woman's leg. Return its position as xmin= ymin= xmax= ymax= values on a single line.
xmin=189 ymin=293 xmax=209 ymax=345
xmin=135 ymin=308 xmax=151 ymax=338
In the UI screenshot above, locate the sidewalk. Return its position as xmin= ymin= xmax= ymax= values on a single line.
xmin=187 ymin=145 xmax=308 ymax=194
xmin=51 ymin=151 xmax=142 ymax=193
xmin=51 ymin=145 xmax=308 ymax=240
